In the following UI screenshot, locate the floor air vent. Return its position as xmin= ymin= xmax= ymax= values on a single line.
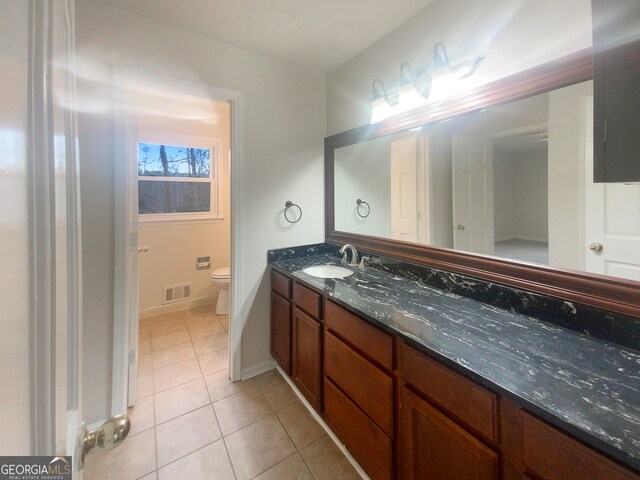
xmin=163 ymin=283 xmax=192 ymax=304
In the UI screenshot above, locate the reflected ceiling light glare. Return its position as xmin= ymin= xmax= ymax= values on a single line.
xmin=408 ymin=126 xmax=423 ymax=132
xmin=369 ymin=42 xmax=484 ymax=124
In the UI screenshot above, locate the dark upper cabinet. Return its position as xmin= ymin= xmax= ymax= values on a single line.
xmin=592 ymin=0 xmax=640 ymax=182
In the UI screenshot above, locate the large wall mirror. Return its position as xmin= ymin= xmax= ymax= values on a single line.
xmin=325 ymin=50 xmax=640 ymax=317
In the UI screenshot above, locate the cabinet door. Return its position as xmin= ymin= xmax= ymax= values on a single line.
xmin=292 ymin=307 xmax=322 ymax=411
xmin=592 ymin=0 xmax=640 ymax=182
xmin=399 ymin=387 xmax=499 ymax=480
xmin=270 ymin=291 xmax=291 ymax=374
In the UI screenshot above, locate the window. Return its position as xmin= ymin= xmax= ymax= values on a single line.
xmin=138 ymin=140 xmax=219 ymax=219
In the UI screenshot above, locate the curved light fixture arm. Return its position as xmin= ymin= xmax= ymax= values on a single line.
xmin=371 ymin=78 xmax=389 ymax=101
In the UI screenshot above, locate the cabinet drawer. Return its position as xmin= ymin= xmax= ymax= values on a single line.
xmin=522 ymin=412 xmax=638 ymax=480
xmin=325 ymin=300 xmax=393 ymax=371
xmin=324 ymin=330 xmax=393 ymax=436
xmin=271 ymin=269 xmax=291 ymax=299
xmin=402 ymin=343 xmax=497 ymax=443
xmin=324 ymin=378 xmax=393 ymax=480
xmin=293 ymin=282 xmax=321 ymax=319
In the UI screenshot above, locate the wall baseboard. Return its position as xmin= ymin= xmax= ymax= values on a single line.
xmin=241 ymin=358 xmax=276 ymax=381
xmin=138 ymin=294 xmax=218 ymax=319
xmin=495 ymin=235 xmax=548 ymax=244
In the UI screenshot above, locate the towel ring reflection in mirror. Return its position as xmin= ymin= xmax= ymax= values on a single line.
xmin=356 ymin=199 xmax=370 ymax=218
xmin=284 ymin=201 xmax=302 ymax=223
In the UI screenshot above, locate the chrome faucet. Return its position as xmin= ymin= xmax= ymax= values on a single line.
xmin=339 ymin=244 xmax=359 ymax=267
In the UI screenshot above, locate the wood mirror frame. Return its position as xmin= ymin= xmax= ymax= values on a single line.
xmin=325 ymin=48 xmax=640 ymax=318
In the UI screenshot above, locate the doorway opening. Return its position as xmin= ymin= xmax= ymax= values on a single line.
xmin=112 ymin=68 xmax=243 ymax=417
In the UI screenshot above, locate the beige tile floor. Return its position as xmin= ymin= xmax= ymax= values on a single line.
xmin=84 ymin=305 xmax=361 ymax=480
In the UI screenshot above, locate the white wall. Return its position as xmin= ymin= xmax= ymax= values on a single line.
xmin=137 ymin=101 xmax=231 ymax=315
xmin=428 ymin=133 xmax=454 ymax=249
xmin=76 ymin=1 xmax=326 ymax=423
xmin=494 ymin=150 xmax=517 ymax=241
xmin=494 ymin=149 xmax=548 ymax=242
xmin=548 ymin=81 xmax=593 ymax=269
xmin=334 ymin=136 xmax=390 ymax=237
xmin=0 ymin=0 xmax=30 ymax=455
xmin=327 ymin=0 xmax=592 ymax=135
xmin=514 ymin=151 xmax=548 ymax=241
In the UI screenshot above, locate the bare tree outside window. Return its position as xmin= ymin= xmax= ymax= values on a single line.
xmin=138 ymin=142 xmax=215 ymax=215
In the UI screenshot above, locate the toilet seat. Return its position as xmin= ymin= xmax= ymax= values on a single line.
xmin=210 ymin=267 xmax=230 ymax=279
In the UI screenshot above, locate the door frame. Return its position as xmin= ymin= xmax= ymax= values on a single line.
xmin=26 ymin=0 xmax=83 ymax=462
xmin=111 ymin=69 xmax=244 ymax=415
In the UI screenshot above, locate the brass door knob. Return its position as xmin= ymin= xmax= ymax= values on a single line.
xmin=81 ymin=415 xmax=131 ymax=467
xmin=589 ymin=242 xmax=604 ymax=252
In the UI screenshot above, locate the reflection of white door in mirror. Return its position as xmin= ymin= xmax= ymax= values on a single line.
xmin=452 ymin=135 xmax=494 ymax=255
xmin=391 ymin=136 xmax=419 ymax=242
xmin=584 ymin=95 xmax=640 ymax=281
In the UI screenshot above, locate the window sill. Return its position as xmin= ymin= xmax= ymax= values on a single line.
xmin=138 ymin=216 xmax=226 ymax=227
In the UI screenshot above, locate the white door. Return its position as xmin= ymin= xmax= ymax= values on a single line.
xmin=113 ymin=105 xmax=140 ymax=408
xmin=583 ymin=96 xmax=640 ymax=280
xmin=452 ymin=135 xmax=495 ymax=254
xmin=0 ymin=0 xmax=82 ymax=473
xmin=391 ymin=136 xmax=419 ymax=242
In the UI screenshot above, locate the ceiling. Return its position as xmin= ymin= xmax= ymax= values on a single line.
xmin=85 ymin=0 xmax=437 ymax=72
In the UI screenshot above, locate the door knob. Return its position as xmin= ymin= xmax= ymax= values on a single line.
xmin=589 ymin=242 xmax=603 ymax=252
xmin=138 ymin=245 xmax=149 ymax=253
xmin=81 ymin=414 xmax=131 ymax=467
xmin=457 ymin=224 xmax=465 ymax=231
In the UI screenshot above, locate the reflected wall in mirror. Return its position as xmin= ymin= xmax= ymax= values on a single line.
xmin=334 ymin=80 xmax=640 ymax=282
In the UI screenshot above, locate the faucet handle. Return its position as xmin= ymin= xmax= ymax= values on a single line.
xmin=358 ymin=256 xmax=370 ymax=271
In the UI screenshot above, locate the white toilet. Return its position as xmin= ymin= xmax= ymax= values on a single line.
xmin=210 ymin=266 xmax=230 ymax=315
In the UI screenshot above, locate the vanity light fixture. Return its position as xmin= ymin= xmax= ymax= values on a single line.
xmin=428 ymin=42 xmax=484 ymax=104
xmin=369 ymin=42 xmax=484 ymax=124
xmin=397 ymin=63 xmax=428 ymax=114
xmin=370 ymin=79 xmax=396 ymax=124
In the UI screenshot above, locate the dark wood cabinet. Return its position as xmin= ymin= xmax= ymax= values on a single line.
xmin=270 ymin=291 xmax=291 ymax=374
xmin=270 ymin=271 xmax=640 ymax=480
xmin=592 ymin=0 xmax=640 ymax=182
xmin=324 ymin=377 xmax=393 ymax=480
xmin=521 ymin=412 xmax=638 ymax=480
xmin=323 ymin=300 xmax=395 ymax=480
xmin=291 ymin=306 xmax=322 ymax=411
xmin=398 ymin=386 xmax=499 ymax=480
xmin=270 ymin=270 xmax=292 ymax=374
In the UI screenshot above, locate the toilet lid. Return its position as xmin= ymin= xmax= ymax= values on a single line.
xmin=210 ymin=267 xmax=230 ymax=279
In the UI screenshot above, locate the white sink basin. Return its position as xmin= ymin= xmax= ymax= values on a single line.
xmin=303 ymin=265 xmax=354 ymax=279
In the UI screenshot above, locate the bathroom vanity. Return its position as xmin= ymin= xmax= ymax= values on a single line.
xmin=269 ymin=246 xmax=640 ymax=480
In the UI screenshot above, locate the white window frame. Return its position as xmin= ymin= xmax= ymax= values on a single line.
xmin=137 ymin=131 xmax=223 ymax=224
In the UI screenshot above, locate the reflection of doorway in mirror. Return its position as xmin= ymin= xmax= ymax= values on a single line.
xmin=390 ymin=136 xmax=420 ymax=243
xmin=492 ymin=124 xmax=549 ymax=265
xmin=583 ymin=95 xmax=640 ymax=281
xmin=452 ymin=135 xmax=494 ymax=255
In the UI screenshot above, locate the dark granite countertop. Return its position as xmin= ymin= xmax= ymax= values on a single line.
xmin=269 ymin=252 xmax=640 ymax=474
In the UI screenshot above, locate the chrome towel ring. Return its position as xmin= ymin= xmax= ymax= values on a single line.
xmin=284 ymin=201 xmax=302 ymax=223
xmin=356 ymin=198 xmax=370 ymax=218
